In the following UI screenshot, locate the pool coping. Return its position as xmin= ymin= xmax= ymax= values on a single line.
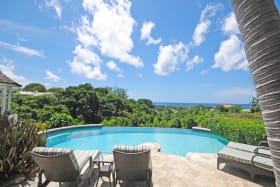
xmin=45 ymin=124 xmax=103 ymax=133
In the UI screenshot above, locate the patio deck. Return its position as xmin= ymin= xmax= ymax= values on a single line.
xmin=23 ymin=152 xmax=275 ymax=187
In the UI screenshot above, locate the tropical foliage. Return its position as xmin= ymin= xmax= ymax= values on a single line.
xmin=0 ymin=115 xmax=46 ymax=184
xmin=22 ymin=83 xmax=46 ymax=92
xmin=250 ymin=97 xmax=261 ymax=113
xmin=2 ymin=82 xmax=267 ymax=185
xmin=47 ymin=113 xmax=74 ymax=129
xmin=203 ymin=117 xmax=265 ymax=144
xmin=10 ymin=83 xmax=266 ymax=145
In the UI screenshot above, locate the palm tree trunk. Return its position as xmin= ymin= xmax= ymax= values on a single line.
xmin=231 ymin=0 xmax=280 ymax=185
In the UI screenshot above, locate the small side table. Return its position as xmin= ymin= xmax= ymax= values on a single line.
xmin=93 ymin=152 xmax=114 ymax=187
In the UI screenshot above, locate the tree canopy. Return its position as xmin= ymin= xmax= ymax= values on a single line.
xmin=23 ymin=83 xmax=46 ymax=92
xmin=11 ymin=82 xmax=266 ymax=146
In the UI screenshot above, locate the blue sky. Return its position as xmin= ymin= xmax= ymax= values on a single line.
xmin=0 ymin=0 xmax=279 ymax=104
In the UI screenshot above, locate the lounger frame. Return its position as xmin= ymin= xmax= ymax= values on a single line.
xmin=31 ymin=147 xmax=99 ymax=187
xmin=112 ymin=145 xmax=152 ymax=187
xmin=217 ymin=142 xmax=274 ymax=180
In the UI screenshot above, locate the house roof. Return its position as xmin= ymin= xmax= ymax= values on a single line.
xmin=0 ymin=71 xmax=21 ymax=87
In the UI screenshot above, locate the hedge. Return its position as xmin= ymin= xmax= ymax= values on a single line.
xmin=202 ymin=117 xmax=266 ymax=145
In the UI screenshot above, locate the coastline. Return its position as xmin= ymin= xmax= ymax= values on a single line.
xmin=153 ymin=102 xmax=251 ymax=109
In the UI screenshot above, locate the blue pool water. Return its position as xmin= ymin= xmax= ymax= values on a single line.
xmin=47 ymin=126 xmax=228 ymax=157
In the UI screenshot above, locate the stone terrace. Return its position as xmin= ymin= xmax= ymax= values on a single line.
xmin=18 ymin=152 xmax=275 ymax=187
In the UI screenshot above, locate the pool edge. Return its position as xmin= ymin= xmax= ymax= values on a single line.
xmin=46 ymin=124 xmax=103 ymax=133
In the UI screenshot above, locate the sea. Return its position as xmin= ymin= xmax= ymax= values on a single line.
xmin=153 ymin=102 xmax=251 ymax=109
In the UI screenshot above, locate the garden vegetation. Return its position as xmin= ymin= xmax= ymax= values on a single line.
xmin=12 ymin=82 xmax=265 ymax=144
xmin=1 ymin=82 xmax=264 ymax=184
xmin=0 ymin=115 xmax=46 ymax=185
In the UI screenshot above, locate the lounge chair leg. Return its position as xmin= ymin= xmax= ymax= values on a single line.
xmin=250 ymin=170 xmax=255 ymax=181
xmin=88 ymin=176 xmax=91 ymax=185
xmin=95 ymin=178 xmax=99 ymax=187
xmin=38 ymin=170 xmax=50 ymax=187
xmin=112 ymin=172 xmax=116 ymax=187
xmin=109 ymin=174 xmax=111 ymax=187
xmin=250 ymin=174 xmax=255 ymax=181
xmin=146 ymin=179 xmax=150 ymax=187
xmin=38 ymin=170 xmax=43 ymax=187
xmin=250 ymin=165 xmax=255 ymax=181
xmin=145 ymin=170 xmax=152 ymax=187
xmin=217 ymin=157 xmax=221 ymax=170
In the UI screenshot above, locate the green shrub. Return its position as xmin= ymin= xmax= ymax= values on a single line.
xmin=169 ymin=118 xmax=182 ymax=128
xmin=202 ymin=117 xmax=266 ymax=145
xmin=0 ymin=122 xmax=46 ymax=183
xmin=23 ymin=83 xmax=46 ymax=92
xmin=33 ymin=121 xmax=49 ymax=131
xmin=185 ymin=118 xmax=198 ymax=129
xmin=102 ymin=117 xmax=130 ymax=126
xmin=47 ymin=113 xmax=74 ymax=128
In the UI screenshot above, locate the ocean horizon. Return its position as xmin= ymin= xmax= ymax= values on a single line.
xmin=153 ymin=102 xmax=251 ymax=109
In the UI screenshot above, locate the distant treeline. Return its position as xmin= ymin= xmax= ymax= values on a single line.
xmin=11 ymin=82 xmax=264 ymax=145
xmin=153 ymin=102 xmax=252 ymax=109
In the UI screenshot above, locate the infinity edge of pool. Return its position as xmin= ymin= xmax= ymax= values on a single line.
xmin=46 ymin=125 xmax=229 ymax=157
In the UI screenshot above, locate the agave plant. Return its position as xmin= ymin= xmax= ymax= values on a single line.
xmin=0 ymin=114 xmax=46 ymax=183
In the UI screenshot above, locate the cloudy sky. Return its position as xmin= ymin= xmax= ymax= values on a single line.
xmin=0 ymin=0 xmax=279 ymax=104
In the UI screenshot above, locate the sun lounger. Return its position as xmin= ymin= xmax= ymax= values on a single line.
xmin=227 ymin=142 xmax=257 ymax=152
xmin=217 ymin=142 xmax=274 ymax=180
xmin=31 ymin=147 xmax=99 ymax=187
xmin=112 ymin=145 xmax=152 ymax=187
xmin=227 ymin=141 xmax=271 ymax=156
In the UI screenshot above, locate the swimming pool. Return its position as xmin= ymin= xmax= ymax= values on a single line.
xmin=47 ymin=126 xmax=228 ymax=157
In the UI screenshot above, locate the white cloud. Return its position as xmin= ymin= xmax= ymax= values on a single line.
xmin=192 ymin=20 xmax=211 ymax=46
xmin=72 ymin=45 xmax=101 ymax=65
xmin=69 ymin=45 xmax=107 ymax=80
xmin=0 ymin=57 xmax=29 ymax=86
xmin=213 ymin=34 xmax=248 ymax=71
xmin=0 ymin=41 xmax=44 ymax=57
xmin=60 ymin=24 xmax=76 ymax=33
xmin=212 ymin=12 xmax=247 ymax=72
xmin=45 ymin=70 xmax=61 ymax=82
xmin=106 ymin=61 xmax=124 ymax=77
xmin=70 ymin=61 xmax=107 ymax=80
xmin=76 ymin=16 xmax=98 ymax=48
xmin=186 ymin=55 xmax=204 ymax=71
xmin=192 ymin=3 xmax=221 ymax=46
xmin=140 ymin=21 xmax=161 ymax=45
xmin=78 ymin=0 xmax=143 ymax=67
xmin=154 ymin=42 xmax=188 ymax=76
xmin=215 ymin=87 xmax=255 ymax=101
xmin=45 ymin=0 xmax=62 ymax=19
xmin=222 ymin=12 xmax=239 ymax=35
xmin=200 ymin=4 xmax=222 ymax=21
xmin=0 ymin=19 xmax=42 ymax=33
xmin=106 ymin=60 xmax=120 ymax=72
